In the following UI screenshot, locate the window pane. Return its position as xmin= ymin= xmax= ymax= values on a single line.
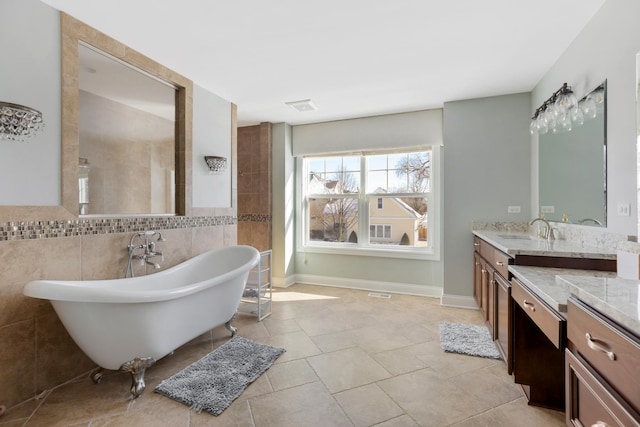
xmin=368 ymin=155 xmax=387 ymax=170
xmin=307 ymin=158 xmax=324 ymax=173
xmin=368 ymin=195 xmax=428 ymax=247
xmin=308 ymin=197 xmax=358 ymax=243
xmin=342 ymin=156 xmax=360 ymax=171
xmin=366 ymin=151 xmax=431 ymax=194
xmin=367 ymin=170 xmax=387 ymax=193
xmin=307 ymin=156 xmax=360 ymax=194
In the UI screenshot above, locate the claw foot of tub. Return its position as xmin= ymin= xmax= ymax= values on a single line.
xmin=225 ymin=311 xmax=238 ymax=337
xmin=90 ymin=368 xmax=104 ymax=384
xmin=120 ymin=357 xmax=155 ymax=398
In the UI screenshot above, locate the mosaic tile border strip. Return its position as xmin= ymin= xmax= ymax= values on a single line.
xmin=0 ymin=216 xmax=237 ymax=242
xmin=238 ymin=214 xmax=272 ymax=223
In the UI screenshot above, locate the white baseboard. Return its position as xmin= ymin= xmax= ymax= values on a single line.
xmin=440 ymin=293 xmax=479 ymax=310
xmin=272 ymin=275 xmax=295 ymax=288
xmin=292 ymin=274 xmax=442 ymax=298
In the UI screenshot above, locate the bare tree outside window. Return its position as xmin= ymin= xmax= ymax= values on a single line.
xmin=309 ymin=168 xmax=359 ymax=242
xmin=395 ymin=152 xmax=430 ymax=215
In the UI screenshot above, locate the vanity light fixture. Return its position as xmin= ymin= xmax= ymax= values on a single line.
xmin=0 ymin=101 xmax=44 ymax=141
xmin=204 ymin=155 xmax=227 ymax=174
xmin=530 ymin=82 xmax=604 ymax=135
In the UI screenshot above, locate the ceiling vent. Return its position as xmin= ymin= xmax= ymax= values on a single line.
xmin=285 ymin=99 xmax=317 ymax=112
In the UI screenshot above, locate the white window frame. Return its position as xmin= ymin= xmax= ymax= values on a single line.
xmin=296 ymin=146 xmax=441 ymax=261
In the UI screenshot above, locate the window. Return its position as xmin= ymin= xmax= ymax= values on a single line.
xmin=370 ymin=224 xmax=391 ymax=239
xmin=300 ymin=147 xmax=438 ymax=259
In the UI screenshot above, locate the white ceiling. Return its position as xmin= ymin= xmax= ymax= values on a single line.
xmin=42 ymin=0 xmax=606 ymax=127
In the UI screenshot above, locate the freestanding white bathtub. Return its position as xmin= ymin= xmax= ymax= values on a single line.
xmin=23 ymin=245 xmax=260 ymax=397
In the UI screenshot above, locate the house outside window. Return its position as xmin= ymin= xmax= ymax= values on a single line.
xmin=300 ymin=148 xmax=437 ymax=259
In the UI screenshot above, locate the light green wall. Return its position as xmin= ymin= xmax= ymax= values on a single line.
xmin=294 ymin=251 xmax=443 ymax=290
xmin=271 ymin=123 xmax=296 ymax=284
xmin=0 ymin=0 xmax=61 ymax=205
xmin=442 ymin=93 xmax=532 ymax=303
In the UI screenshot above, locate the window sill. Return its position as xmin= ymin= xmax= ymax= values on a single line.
xmin=299 ymin=244 xmax=439 ymax=261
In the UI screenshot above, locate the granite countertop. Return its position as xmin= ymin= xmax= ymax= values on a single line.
xmin=557 ymin=275 xmax=640 ymax=337
xmin=473 ymin=230 xmax=617 ymax=260
xmin=508 ymin=265 xmax=615 ymax=313
xmin=509 ymin=265 xmax=640 ymax=338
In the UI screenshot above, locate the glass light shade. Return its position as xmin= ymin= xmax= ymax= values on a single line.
xmin=529 ymin=120 xmax=538 ymax=135
xmin=587 ymin=87 xmax=605 ymax=105
xmin=543 ymin=107 xmax=557 ymax=131
xmin=536 ymin=116 xmax=548 ymax=134
xmin=555 ymin=91 xmax=578 ymax=112
xmin=570 ymin=106 xmax=584 ymax=126
xmin=581 ymin=98 xmax=597 ymax=120
xmin=558 ymin=112 xmax=572 ymax=132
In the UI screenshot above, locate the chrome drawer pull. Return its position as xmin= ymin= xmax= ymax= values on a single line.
xmin=496 ymin=261 xmax=504 ymax=266
xmin=523 ymin=299 xmax=536 ymax=312
xmin=592 ymin=422 xmax=609 ymax=427
xmin=474 ymin=243 xmax=480 ymax=246
xmin=585 ymin=333 xmax=616 ymax=361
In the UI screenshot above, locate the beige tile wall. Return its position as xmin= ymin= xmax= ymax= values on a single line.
xmin=237 ymin=123 xmax=272 ymax=252
xmin=0 ymin=221 xmax=237 ymax=409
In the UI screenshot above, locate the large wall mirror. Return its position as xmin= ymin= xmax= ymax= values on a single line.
xmin=79 ymin=44 xmax=176 ymax=215
xmin=539 ymin=81 xmax=607 ymax=226
xmin=61 ymin=13 xmax=193 ymax=217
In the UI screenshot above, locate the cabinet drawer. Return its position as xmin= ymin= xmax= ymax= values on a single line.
xmin=492 ymin=249 xmax=510 ymax=279
xmin=479 ymin=239 xmax=494 ymax=261
xmin=567 ymin=298 xmax=640 ymax=415
xmin=566 ymin=350 xmax=640 ymax=427
xmin=511 ymin=277 xmax=565 ymax=348
xmin=473 ymin=236 xmax=481 ymax=252
xmin=477 ymin=239 xmax=511 ymax=279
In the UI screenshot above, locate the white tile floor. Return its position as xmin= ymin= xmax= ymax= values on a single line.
xmin=2 ymin=284 xmax=566 ymax=426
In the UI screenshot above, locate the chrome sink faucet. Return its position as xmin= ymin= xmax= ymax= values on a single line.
xmin=126 ymin=231 xmax=167 ymax=277
xmin=529 ymin=217 xmax=555 ymax=240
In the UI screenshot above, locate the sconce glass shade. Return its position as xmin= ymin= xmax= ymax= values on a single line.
xmin=530 ymin=82 xmax=603 ymax=135
xmin=204 ymin=156 xmax=227 ymax=174
xmin=0 ymin=101 xmax=44 ymax=141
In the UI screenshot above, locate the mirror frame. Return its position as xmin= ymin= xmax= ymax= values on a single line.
xmin=61 ymin=13 xmax=193 ymax=217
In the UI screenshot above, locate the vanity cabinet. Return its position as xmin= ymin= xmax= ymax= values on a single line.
xmin=511 ymin=276 xmax=566 ymax=410
xmin=566 ymin=297 xmax=640 ymax=426
xmin=494 ymin=273 xmax=512 ymax=373
xmin=473 ymin=237 xmax=513 ymax=356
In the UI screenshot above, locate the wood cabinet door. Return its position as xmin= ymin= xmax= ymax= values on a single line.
xmin=495 ymin=273 xmax=512 ymax=374
xmin=566 ymin=350 xmax=640 ymax=427
xmin=473 ymin=252 xmax=483 ymax=310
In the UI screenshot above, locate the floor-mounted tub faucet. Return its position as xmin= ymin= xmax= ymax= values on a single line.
xmin=126 ymin=231 xmax=167 ymax=278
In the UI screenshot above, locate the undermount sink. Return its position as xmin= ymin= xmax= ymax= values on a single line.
xmin=497 ymin=234 xmax=534 ymax=240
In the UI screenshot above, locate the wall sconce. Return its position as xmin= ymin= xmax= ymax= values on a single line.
xmin=0 ymin=101 xmax=44 ymax=141
xmin=204 ymin=156 xmax=227 ymax=174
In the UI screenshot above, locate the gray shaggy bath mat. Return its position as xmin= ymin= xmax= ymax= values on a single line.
xmin=439 ymin=321 xmax=501 ymax=360
xmin=155 ymin=336 xmax=285 ymax=415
